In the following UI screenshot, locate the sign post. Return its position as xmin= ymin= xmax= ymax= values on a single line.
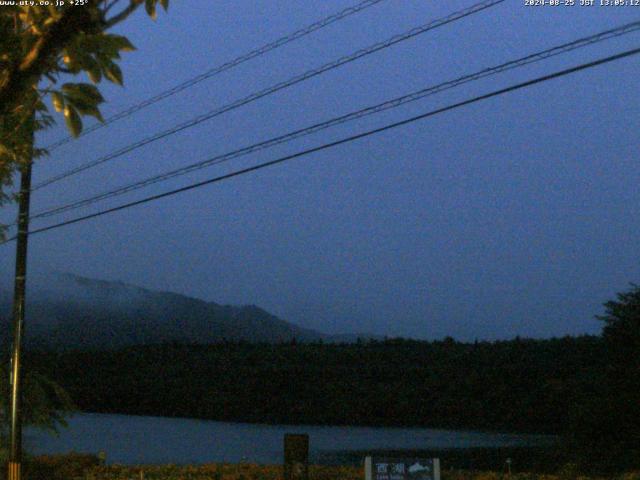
xmin=284 ymin=433 xmax=309 ymax=480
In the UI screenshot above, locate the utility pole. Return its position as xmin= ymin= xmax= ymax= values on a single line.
xmin=8 ymin=124 xmax=34 ymax=480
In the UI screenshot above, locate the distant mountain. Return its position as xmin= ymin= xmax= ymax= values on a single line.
xmin=0 ymin=273 xmax=376 ymax=351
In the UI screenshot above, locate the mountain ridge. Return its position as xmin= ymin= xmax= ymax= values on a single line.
xmin=0 ymin=272 xmax=378 ymax=351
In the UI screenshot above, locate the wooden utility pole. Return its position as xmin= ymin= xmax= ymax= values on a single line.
xmin=8 ymin=133 xmax=34 ymax=480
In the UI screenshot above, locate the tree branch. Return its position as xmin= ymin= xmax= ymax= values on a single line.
xmin=104 ymin=0 xmax=124 ymax=15
xmin=105 ymin=0 xmax=142 ymax=28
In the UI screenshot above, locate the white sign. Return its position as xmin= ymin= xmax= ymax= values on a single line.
xmin=365 ymin=457 xmax=440 ymax=480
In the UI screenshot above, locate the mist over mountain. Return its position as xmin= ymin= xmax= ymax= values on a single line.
xmin=0 ymin=273 xmax=372 ymax=351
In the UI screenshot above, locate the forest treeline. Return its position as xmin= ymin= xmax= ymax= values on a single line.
xmin=27 ymin=336 xmax=604 ymax=435
xmin=17 ymin=284 xmax=640 ymax=473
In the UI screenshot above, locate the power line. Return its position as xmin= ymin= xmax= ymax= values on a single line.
xmin=43 ymin=0 xmax=388 ymax=152
xmin=25 ymin=19 xmax=640 ymax=222
xmin=3 ymin=46 xmax=637 ymax=245
xmin=32 ymin=0 xmax=505 ymax=191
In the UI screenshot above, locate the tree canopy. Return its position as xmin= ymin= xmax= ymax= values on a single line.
xmin=598 ymin=283 xmax=640 ymax=361
xmin=565 ymin=283 xmax=640 ymax=471
xmin=0 ymin=0 xmax=169 ymax=210
xmin=0 ymin=362 xmax=74 ymax=434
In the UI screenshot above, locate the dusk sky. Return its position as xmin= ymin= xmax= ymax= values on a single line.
xmin=1 ymin=0 xmax=639 ymax=341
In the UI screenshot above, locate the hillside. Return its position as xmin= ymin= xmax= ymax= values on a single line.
xmin=0 ymin=273 xmax=366 ymax=350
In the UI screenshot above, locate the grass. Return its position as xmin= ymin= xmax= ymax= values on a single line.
xmin=8 ymin=453 xmax=640 ymax=480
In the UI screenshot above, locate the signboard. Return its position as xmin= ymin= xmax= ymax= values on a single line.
xmin=365 ymin=457 xmax=440 ymax=480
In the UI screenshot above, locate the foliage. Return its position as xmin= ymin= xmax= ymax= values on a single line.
xmin=0 ymin=363 xmax=74 ymax=470
xmin=567 ymin=284 xmax=640 ymax=473
xmin=23 ymin=452 xmax=101 ymax=480
xmin=0 ymin=361 xmax=74 ymax=434
xmin=34 ymin=462 xmax=351 ymax=480
xmin=28 ymin=336 xmax=604 ymax=435
xmin=0 ymin=0 xmax=170 ymax=230
xmin=11 ymin=457 xmax=640 ymax=480
xmin=598 ymin=283 xmax=640 ymax=363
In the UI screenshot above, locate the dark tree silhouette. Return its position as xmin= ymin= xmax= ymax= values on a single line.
xmin=568 ymin=283 xmax=640 ymax=472
xmin=599 ymin=283 xmax=640 ymax=363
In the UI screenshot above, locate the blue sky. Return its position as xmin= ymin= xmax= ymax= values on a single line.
xmin=1 ymin=0 xmax=639 ymax=340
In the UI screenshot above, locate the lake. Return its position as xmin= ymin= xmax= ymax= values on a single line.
xmin=25 ymin=413 xmax=553 ymax=465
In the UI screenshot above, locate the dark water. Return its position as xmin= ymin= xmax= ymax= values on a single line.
xmin=25 ymin=413 xmax=552 ymax=465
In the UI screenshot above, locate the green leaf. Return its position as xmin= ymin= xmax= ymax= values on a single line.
xmin=78 ymin=33 xmax=104 ymax=53
xmin=93 ymin=40 xmax=121 ymax=60
xmin=61 ymin=84 xmax=105 ymax=123
xmin=63 ymin=105 xmax=82 ymax=138
xmin=87 ymin=64 xmax=102 ymax=84
xmin=33 ymin=147 xmax=49 ymax=159
xmin=74 ymin=51 xmax=101 ymax=80
xmin=61 ymin=47 xmax=82 ymax=74
xmin=159 ymin=0 xmax=169 ymax=11
xmin=51 ymin=91 xmax=65 ymax=113
xmin=103 ymin=61 xmax=123 ymax=86
xmin=61 ymin=83 xmax=104 ymax=104
xmin=145 ymin=0 xmax=157 ymax=20
xmin=66 ymin=99 xmax=104 ymax=123
xmin=107 ymin=34 xmax=136 ymax=52
xmin=34 ymin=98 xmax=48 ymax=112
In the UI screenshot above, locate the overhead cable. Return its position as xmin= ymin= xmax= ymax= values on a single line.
xmin=2 ymin=45 xmax=636 ymax=244
xmin=26 ymin=20 xmax=640 ymax=222
xmin=43 ymin=0 xmax=388 ymax=152
xmin=32 ymin=0 xmax=505 ymax=191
